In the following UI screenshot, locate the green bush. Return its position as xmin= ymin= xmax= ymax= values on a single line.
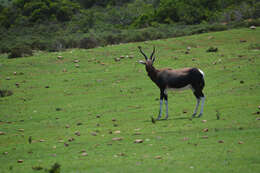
xmin=8 ymin=45 xmax=33 ymax=58
xmin=79 ymin=37 xmax=99 ymax=49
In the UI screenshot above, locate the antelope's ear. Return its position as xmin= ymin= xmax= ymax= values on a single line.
xmin=138 ymin=60 xmax=146 ymax=65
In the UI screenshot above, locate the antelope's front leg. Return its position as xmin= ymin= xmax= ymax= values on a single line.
xmin=157 ymin=89 xmax=164 ymax=120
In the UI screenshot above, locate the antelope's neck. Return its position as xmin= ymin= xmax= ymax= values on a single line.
xmin=146 ymin=65 xmax=158 ymax=82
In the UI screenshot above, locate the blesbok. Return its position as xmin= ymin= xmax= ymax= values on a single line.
xmin=138 ymin=46 xmax=205 ymax=120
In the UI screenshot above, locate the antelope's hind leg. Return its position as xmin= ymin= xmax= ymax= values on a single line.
xmin=198 ymin=96 xmax=205 ymax=117
xmin=192 ymin=89 xmax=205 ymax=118
xmin=192 ymin=98 xmax=200 ymax=118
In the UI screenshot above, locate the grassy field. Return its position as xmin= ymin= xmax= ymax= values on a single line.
xmin=0 ymin=28 xmax=260 ymax=173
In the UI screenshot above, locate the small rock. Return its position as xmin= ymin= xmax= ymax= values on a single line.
xmin=0 ymin=131 xmax=6 ymax=135
xmin=192 ymin=58 xmax=196 ymax=61
xmin=3 ymin=152 xmax=8 ymax=155
xmin=6 ymin=77 xmax=10 ymax=80
xmin=63 ymin=68 xmax=67 ymax=72
xmin=81 ymin=152 xmax=88 ymax=156
xmin=256 ymin=117 xmax=260 ymax=120
xmin=75 ymin=64 xmax=80 ymax=68
xmin=218 ymin=140 xmax=224 ymax=143
xmin=114 ymin=130 xmax=121 ymax=134
xmin=202 ymin=120 xmax=207 ymax=123
xmin=203 ymin=128 xmax=209 ymax=132
xmin=15 ymin=83 xmax=20 ymax=88
xmin=207 ymin=47 xmax=218 ymax=52
xmin=240 ymin=80 xmax=244 ymax=84
xmin=183 ymin=110 xmax=188 ymax=114
xmin=155 ymin=156 xmax=162 ymax=159
xmin=39 ymin=139 xmax=45 ymax=142
xmin=77 ymin=122 xmax=82 ymax=126
xmin=208 ymin=36 xmax=214 ymax=39
xmin=120 ymin=56 xmax=125 ymax=59
xmin=185 ymin=51 xmax=190 ymax=54
xmin=73 ymin=60 xmax=80 ymax=63
xmin=187 ymin=46 xmax=191 ymax=51
xmin=45 ymin=86 xmax=50 ymax=88
xmin=238 ymin=141 xmax=244 ymax=144
xmin=68 ymin=137 xmax=74 ymax=142
xmin=114 ymin=58 xmax=120 ymax=62
xmin=201 ymin=136 xmax=208 ymax=139
xmin=32 ymin=165 xmax=44 ymax=171
xmin=75 ymin=131 xmax=81 ymax=136
xmin=112 ymin=118 xmax=116 ymax=122
xmin=240 ymin=39 xmax=247 ymax=43
xmin=80 ymin=150 xmax=86 ymax=153
xmin=56 ymin=108 xmax=62 ymax=111
xmin=134 ymin=132 xmax=141 ymax=135
xmin=65 ymin=125 xmax=70 ymax=128
xmin=57 ymin=56 xmax=63 ymax=59
xmin=91 ymin=132 xmax=97 ymax=136
xmin=18 ymin=129 xmax=24 ymax=132
xmin=13 ymin=72 xmax=17 ymax=75
xmin=17 ymin=160 xmax=23 ymax=163
xmin=64 ymin=143 xmax=69 ymax=147
xmin=134 ymin=139 xmax=143 ymax=143
xmin=96 ymin=115 xmax=101 ymax=118
xmin=258 ymin=105 xmax=260 ymax=110
xmin=112 ymin=137 xmax=123 ymax=141
xmin=250 ymin=25 xmax=256 ymax=30
xmin=118 ymin=153 xmax=125 ymax=156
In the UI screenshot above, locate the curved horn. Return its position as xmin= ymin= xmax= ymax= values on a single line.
xmin=152 ymin=56 xmax=156 ymax=63
xmin=138 ymin=46 xmax=148 ymax=60
xmin=150 ymin=46 xmax=155 ymax=60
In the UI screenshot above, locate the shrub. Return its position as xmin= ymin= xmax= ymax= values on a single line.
xmin=79 ymin=37 xmax=99 ymax=49
xmin=8 ymin=45 xmax=33 ymax=58
xmin=0 ymin=89 xmax=13 ymax=97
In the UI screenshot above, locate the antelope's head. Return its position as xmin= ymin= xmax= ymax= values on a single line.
xmin=138 ymin=46 xmax=156 ymax=72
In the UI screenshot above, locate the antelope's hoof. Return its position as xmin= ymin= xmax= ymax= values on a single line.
xmin=197 ymin=113 xmax=203 ymax=118
xmin=191 ymin=113 xmax=197 ymax=118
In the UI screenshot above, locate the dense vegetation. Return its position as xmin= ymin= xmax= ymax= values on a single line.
xmin=0 ymin=0 xmax=260 ymax=57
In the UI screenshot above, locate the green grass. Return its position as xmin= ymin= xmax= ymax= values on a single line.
xmin=0 ymin=28 xmax=260 ymax=173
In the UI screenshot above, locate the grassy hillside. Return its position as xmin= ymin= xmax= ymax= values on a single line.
xmin=0 ymin=28 xmax=260 ymax=173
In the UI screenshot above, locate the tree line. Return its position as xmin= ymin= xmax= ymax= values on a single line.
xmin=0 ymin=0 xmax=259 ymax=58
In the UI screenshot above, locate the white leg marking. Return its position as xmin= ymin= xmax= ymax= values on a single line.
xmin=193 ymin=98 xmax=200 ymax=116
xmin=198 ymin=97 xmax=205 ymax=117
xmin=165 ymin=100 xmax=168 ymax=119
xmin=157 ymin=99 xmax=163 ymax=120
